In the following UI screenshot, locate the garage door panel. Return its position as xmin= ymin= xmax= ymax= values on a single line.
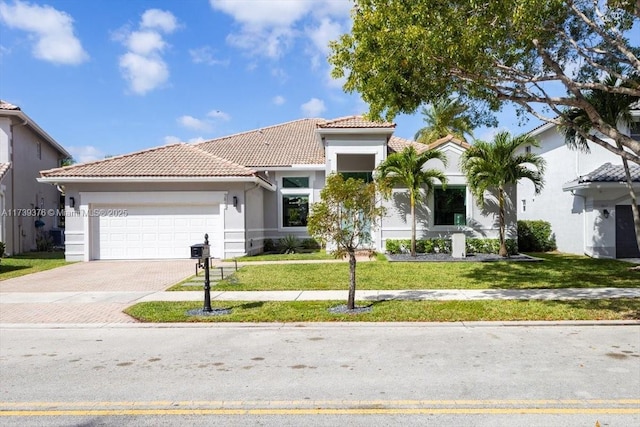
xmin=95 ymin=203 xmax=220 ymax=260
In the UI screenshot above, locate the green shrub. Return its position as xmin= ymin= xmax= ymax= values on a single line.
xmin=517 ymin=220 xmax=557 ymax=252
xmin=301 ymin=238 xmax=321 ymax=250
xmin=279 ymin=235 xmax=302 ymax=254
xmin=385 ymin=237 xmax=518 ymax=255
xmin=263 ymin=238 xmax=276 ymax=253
xmin=0 ymin=241 xmax=5 ymax=257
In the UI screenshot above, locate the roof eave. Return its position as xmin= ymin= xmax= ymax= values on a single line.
xmin=316 ymin=127 xmax=395 ymax=136
xmin=527 ymin=122 xmax=556 ymax=137
xmin=1 ymin=109 xmax=71 ymax=158
xmin=37 ymin=175 xmax=276 ymax=191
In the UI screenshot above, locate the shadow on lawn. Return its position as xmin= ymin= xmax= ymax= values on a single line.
xmin=459 ymin=253 xmax=639 ymax=289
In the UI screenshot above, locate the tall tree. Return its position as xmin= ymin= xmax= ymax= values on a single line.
xmin=561 ymin=72 xmax=640 ymax=252
xmin=376 ymin=146 xmax=448 ymax=257
xmin=461 ymin=132 xmax=546 ymax=257
xmin=330 ymin=0 xmax=640 ymax=164
xmin=307 ymin=174 xmax=385 ymax=310
xmin=414 ymin=97 xmax=474 ymax=144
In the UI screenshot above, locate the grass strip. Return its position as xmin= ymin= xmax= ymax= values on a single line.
xmin=209 ymin=253 xmax=639 ymax=291
xmin=0 ymin=252 xmax=69 ymax=280
xmin=124 ymin=299 xmax=640 ymax=323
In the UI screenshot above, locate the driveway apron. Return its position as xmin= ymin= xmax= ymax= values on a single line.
xmin=0 ymin=260 xmax=194 ymax=324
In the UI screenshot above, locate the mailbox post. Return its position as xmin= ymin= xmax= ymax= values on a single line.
xmin=191 ymin=234 xmax=212 ymax=312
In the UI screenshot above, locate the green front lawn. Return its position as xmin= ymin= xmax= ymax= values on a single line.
xmin=0 ymin=252 xmax=69 ymax=280
xmin=229 ymin=250 xmax=336 ymax=262
xmin=125 ymin=298 xmax=640 ymax=322
xmin=211 ymin=253 xmax=639 ymax=291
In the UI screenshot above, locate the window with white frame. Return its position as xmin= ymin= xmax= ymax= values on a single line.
xmin=434 ymin=186 xmax=467 ymax=226
xmin=281 ymin=176 xmax=311 ymax=228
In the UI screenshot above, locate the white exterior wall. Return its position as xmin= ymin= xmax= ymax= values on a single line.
xmin=62 ymin=182 xmax=246 ymax=261
xmin=380 ymin=143 xmax=514 ymax=248
xmin=518 ymin=125 xmax=623 ymax=255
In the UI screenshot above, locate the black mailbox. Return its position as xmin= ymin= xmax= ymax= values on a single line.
xmin=190 ymin=243 xmax=210 ymax=259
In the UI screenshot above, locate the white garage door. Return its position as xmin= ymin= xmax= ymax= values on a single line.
xmin=95 ymin=204 xmax=220 ymax=260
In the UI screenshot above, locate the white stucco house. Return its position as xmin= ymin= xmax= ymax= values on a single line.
xmin=39 ymin=116 xmax=514 ymax=262
xmin=518 ymin=116 xmax=640 ymax=258
xmin=1 ymin=100 xmax=71 ymax=255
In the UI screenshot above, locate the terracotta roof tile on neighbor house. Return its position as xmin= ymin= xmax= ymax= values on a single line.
xmin=40 ymin=143 xmax=257 ymax=178
xmin=197 ymin=118 xmax=326 ymax=167
xmin=0 ymin=100 xmax=20 ymax=110
xmin=0 ymin=162 xmax=11 ymax=181
xmin=317 ymin=115 xmax=396 ymax=129
xmin=577 ymin=162 xmax=640 ymax=183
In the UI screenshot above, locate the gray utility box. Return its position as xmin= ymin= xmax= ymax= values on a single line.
xmin=190 ymin=244 xmax=210 ymax=259
xmin=451 ymin=233 xmax=466 ymax=258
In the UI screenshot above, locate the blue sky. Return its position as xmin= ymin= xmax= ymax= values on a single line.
xmin=0 ymin=0 xmax=540 ymax=163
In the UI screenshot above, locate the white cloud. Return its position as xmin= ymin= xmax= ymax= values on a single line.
xmin=207 ymin=110 xmax=231 ymax=121
xmin=0 ymin=0 xmax=88 ymax=65
xmin=140 ymin=9 xmax=178 ymax=33
xmin=210 ymin=0 xmax=350 ymax=61
xmin=273 ymin=95 xmax=285 ymax=106
xmin=119 ymin=52 xmax=168 ymax=95
xmin=68 ymin=145 xmax=105 ymax=163
xmin=301 ymin=97 xmax=326 ymax=117
xmin=306 ymin=17 xmax=342 ymax=56
xmin=178 ymin=115 xmax=212 ymax=132
xmin=163 ymin=135 xmax=182 ymax=144
xmin=189 ymin=46 xmax=228 ymax=65
xmin=126 ymin=31 xmax=165 ymax=55
xmin=116 ymin=9 xmax=177 ymax=95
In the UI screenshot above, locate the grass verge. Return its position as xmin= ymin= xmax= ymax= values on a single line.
xmin=0 ymin=252 xmax=69 ymax=280
xmin=124 ymin=299 xmax=640 ymax=323
xmin=228 ymin=250 xmax=340 ymax=262
xmin=211 ymin=253 xmax=639 ymax=291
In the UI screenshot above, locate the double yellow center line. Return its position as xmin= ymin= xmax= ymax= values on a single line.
xmin=2 ymin=399 xmax=639 ymax=416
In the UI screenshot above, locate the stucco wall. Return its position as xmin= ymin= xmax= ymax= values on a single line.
xmin=518 ymin=126 xmax=623 ymax=255
xmin=1 ymin=119 xmax=63 ymax=255
xmin=61 ymin=181 xmax=246 ymax=261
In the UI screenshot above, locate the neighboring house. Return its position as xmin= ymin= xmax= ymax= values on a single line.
xmin=39 ymin=116 xmax=513 ymax=262
xmin=1 ymin=100 xmax=71 ymax=256
xmin=518 ymin=114 xmax=640 ymax=258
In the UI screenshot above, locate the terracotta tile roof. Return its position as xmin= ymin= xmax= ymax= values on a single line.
xmin=0 ymin=100 xmax=20 ymax=111
xmin=388 ymin=136 xmax=430 ymax=154
xmin=40 ymin=143 xmax=257 ymax=178
xmin=197 ymin=118 xmax=326 ymax=167
xmin=0 ymin=162 xmax=10 ymax=181
xmin=317 ymin=115 xmax=395 ymax=129
xmin=577 ymin=162 xmax=640 ymax=183
xmin=427 ymin=134 xmax=471 ymax=150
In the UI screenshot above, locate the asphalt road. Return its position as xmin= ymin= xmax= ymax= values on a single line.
xmin=1 ymin=323 xmax=639 ymax=426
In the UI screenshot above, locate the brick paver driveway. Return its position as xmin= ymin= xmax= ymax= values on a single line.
xmin=0 ymin=260 xmax=193 ymax=323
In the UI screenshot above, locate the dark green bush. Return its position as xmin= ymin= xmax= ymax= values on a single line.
xmin=263 ymin=238 xmax=276 ymax=252
xmin=301 ymin=238 xmax=321 ymax=250
xmin=517 ymin=220 xmax=557 ymax=252
xmin=385 ymin=237 xmax=516 ymax=255
xmin=279 ymin=235 xmax=302 ymax=254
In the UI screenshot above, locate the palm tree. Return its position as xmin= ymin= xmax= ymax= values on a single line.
xmin=461 ymin=132 xmax=546 ymax=257
xmin=414 ymin=97 xmax=474 ymax=144
xmin=561 ymin=72 xmax=640 ymax=253
xmin=376 ymin=146 xmax=448 ymax=256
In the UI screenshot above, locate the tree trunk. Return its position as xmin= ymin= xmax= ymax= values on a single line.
xmin=347 ymin=251 xmax=357 ymax=310
xmin=498 ymin=186 xmax=508 ymax=257
xmin=410 ymin=195 xmax=416 ymax=257
xmin=618 ymin=143 xmax=640 ymax=254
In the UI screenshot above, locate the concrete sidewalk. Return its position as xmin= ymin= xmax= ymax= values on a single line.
xmin=3 ymin=287 xmax=639 ymax=304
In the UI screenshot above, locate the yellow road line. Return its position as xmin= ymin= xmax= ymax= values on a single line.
xmin=1 ymin=408 xmax=640 ymax=416
xmin=2 ymin=399 xmax=639 ymax=408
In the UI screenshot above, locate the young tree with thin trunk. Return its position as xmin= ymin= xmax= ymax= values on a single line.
xmin=376 ymin=146 xmax=448 ymax=257
xmin=461 ymin=132 xmax=546 ymax=257
xmin=307 ymin=174 xmax=385 ymax=310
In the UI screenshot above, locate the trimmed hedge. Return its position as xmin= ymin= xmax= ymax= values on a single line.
xmin=385 ymin=238 xmax=518 ymax=255
xmin=517 ymin=220 xmax=557 ymax=252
